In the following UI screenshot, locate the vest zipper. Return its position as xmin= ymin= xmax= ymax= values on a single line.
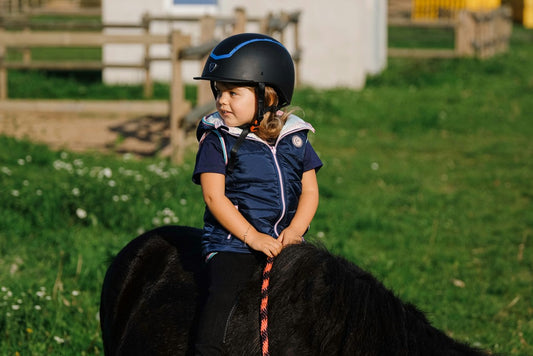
xmin=269 ymin=145 xmax=285 ymax=237
xmin=270 ymin=127 xmax=304 ymax=236
xmin=228 ymin=124 xmax=307 ymax=237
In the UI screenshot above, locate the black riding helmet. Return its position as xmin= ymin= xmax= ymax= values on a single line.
xmin=194 ymin=33 xmax=295 ymax=129
xmin=194 ymin=33 xmax=295 ymax=172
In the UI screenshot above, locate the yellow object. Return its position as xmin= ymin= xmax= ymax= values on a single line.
xmin=412 ymin=0 xmax=502 ymax=19
xmin=524 ymin=0 xmax=533 ymax=28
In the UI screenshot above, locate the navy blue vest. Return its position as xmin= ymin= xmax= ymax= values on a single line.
xmin=197 ymin=113 xmax=314 ymax=256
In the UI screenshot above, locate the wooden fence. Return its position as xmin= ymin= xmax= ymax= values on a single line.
xmin=388 ymin=5 xmax=512 ymax=59
xmin=0 ymin=8 xmax=301 ymax=163
xmin=0 ymin=8 xmax=301 ymax=98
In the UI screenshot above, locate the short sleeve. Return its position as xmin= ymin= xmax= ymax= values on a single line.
xmin=192 ymin=132 xmax=227 ymax=184
xmin=303 ymin=141 xmax=322 ymax=172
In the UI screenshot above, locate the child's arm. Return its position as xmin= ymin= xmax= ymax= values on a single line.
xmin=200 ymin=172 xmax=283 ymax=257
xmin=279 ymin=169 xmax=319 ymax=246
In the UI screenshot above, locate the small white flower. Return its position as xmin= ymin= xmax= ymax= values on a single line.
xmin=120 ymin=195 xmax=129 ymax=202
xmin=11 ymin=305 xmax=20 ymax=310
xmin=25 ymin=155 xmax=32 ymax=162
xmin=76 ymin=168 xmax=88 ymax=176
xmin=76 ymin=208 xmax=87 ymax=219
xmin=34 ymin=305 xmax=42 ymax=310
xmin=36 ymin=290 xmax=46 ymax=298
xmin=122 ymin=153 xmax=134 ymax=161
xmin=54 ymin=335 xmax=65 ymax=344
xmin=108 ymin=180 xmax=116 ymax=187
xmin=36 ymin=189 xmax=42 ymax=196
xmin=72 ymin=188 xmax=80 ymax=196
xmin=60 ymin=152 xmax=68 ymax=159
xmin=371 ymin=162 xmax=380 ymax=171
xmin=102 ymin=168 xmax=112 ymax=178
xmin=17 ymin=159 xmax=25 ymax=166
xmin=1 ymin=167 xmax=12 ymax=176
xmin=11 ymin=190 xmax=19 ymax=197
xmin=112 ymin=195 xmax=119 ymax=202
xmin=71 ymin=290 xmax=80 ymax=297
xmin=1 ymin=287 xmax=7 ymax=292
xmin=180 ymin=199 xmax=187 ymax=205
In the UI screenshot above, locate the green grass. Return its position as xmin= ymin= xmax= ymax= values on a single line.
xmin=388 ymin=25 xmax=455 ymax=49
xmin=1 ymin=25 xmax=532 ymax=355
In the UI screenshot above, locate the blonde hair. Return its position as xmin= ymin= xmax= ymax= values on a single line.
xmin=254 ymin=86 xmax=295 ymax=142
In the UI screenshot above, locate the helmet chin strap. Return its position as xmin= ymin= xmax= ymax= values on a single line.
xmin=227 ymin=125 xmax=249 ymax=174
xmin=250 ymin=83 xmax=266 ymax=132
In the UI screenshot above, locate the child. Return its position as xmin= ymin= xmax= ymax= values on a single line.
xmin=192 ymin=33 xmax=322 ymax=355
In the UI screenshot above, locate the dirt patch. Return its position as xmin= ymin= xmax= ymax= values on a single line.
xmin=0 ymin=111 xmax=178 ymax=157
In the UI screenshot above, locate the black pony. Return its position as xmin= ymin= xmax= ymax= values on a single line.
xmin=100 ymin=225 xmax=491 ymax=355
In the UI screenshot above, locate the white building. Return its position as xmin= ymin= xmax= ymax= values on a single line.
xmin=102 ymin=0 xmax=387 ymax=89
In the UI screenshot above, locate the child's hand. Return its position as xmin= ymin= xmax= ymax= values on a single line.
xmin=245 ymin=231 xmax=283 ymax=257
xmin=278 ymin=227 xmax=304 ymax=247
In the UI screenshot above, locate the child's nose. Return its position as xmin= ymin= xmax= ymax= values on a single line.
xmin=217 ymin=92 xmax=229 ymax=104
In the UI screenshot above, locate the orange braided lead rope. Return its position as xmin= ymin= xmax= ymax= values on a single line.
xmin=260 ymin=256 xmax=274 ymax=356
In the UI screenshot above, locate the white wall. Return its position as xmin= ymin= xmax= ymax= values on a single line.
xmin=102 ymin=0 xmax=386 ymax=89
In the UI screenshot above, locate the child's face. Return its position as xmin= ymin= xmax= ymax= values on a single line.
xmin=214 ymin=82 xmax=256 ymax=127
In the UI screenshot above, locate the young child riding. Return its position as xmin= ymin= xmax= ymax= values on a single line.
xmin=192 ymin=33 xmax=322 ymax=355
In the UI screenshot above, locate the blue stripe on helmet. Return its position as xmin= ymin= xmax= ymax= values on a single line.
xmin=210 ymin=38 xmax=286 ymax=60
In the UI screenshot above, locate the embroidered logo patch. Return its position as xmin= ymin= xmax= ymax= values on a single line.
xmin=292 ymin=136 xmax=303 ymax=148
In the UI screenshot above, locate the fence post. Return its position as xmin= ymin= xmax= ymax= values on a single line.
xmin=142 ymin=12 xmax=153 ymax=98
xmin=455 ymin=10 xmax=475 ymax=57
xmin=495 ymin=5 xmax=512 ymax=55
xmin=23 ymin=26 xmax=31 ymax=64
xmin=260 ymin=12 xmax=273 ymax=35
xmin=278 ymin=11 xmax=290 ymax=43
xmin=169 ymin=30 xmax=191 ymax=164
xmin=0 ymin=30 xmax=6 ymax=100
xmin=232 ymin=7 xmax=246 ymax=34
xmin=197 ymin=14 xmax=216 ymax=107
xmin=292 ymin=12 xmax=302 ymax=86
xmin=476 ymin=11 xmax=491 ymax=59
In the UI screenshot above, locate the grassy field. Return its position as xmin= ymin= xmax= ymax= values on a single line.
xmin=1 ymin=26 xmax=532 ymax=354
